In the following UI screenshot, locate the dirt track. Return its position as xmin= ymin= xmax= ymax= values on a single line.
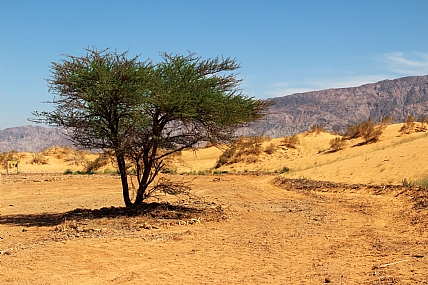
xmin=1 ymin=174 xmax=428 ymax=284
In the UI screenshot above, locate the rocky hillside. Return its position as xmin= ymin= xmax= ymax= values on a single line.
xmin=0 ymin=125 xmax=70 ymax=152
xmin=2 ymin=75 xmax=428 ymax=151
xmin=242 ymin=75 xmax=428 ymax=137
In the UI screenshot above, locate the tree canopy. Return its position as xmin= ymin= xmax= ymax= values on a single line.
xmin=32 ymin=48 xmax=270 ymax=207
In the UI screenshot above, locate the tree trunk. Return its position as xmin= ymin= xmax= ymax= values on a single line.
xmin=134 ymin=183 xmax=147 ymax=205
xmin=116 ymin=153 xmax=132 ymax=207
xmin=134 ymin=155 xmax=153 ymax=205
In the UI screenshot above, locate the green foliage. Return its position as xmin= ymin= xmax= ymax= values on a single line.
xmin=32 ymin=48 xmax=269 ymax=206
xmin=280 ymin=166 xmax=290 ymax=173
xmin=160 ymin=168 xmax=177 ymax=174
xmin=413 ymin=176 xmax=428 ymax=188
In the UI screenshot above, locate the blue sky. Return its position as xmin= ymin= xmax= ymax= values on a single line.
xmin=1 ymin=1 xmax=428 ymax=130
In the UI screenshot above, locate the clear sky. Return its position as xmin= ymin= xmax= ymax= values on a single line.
xmin=1 ymin=0 xmax=428 ymax=130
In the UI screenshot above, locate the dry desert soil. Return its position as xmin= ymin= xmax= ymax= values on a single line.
xmin=1 ymin=124 xmax=428 ymax=284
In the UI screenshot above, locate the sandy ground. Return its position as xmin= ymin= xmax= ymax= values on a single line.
xmin=1 ymin=123 xmax=428 ymax=284
xmin=1 ymin=173 xmax=428 ymax=284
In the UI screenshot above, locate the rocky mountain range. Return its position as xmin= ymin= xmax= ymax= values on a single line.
xmin=240 ymin=75 xmax=428 ymax=137
xmin=0 ymin=125 xmax=71 ymax=152
xmin=2 ymin=75 xmax=428 ymax=152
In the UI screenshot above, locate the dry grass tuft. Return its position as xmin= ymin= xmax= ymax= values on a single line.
xmin=281 ymin=134 xmax=300 ymax=148
xmin=215 ymin=136 xmax=266 ymax=168
xmin=30 ymin=153 xmax=49 ymax=165
xmin=0 ymin=150 xmax=20 ymax=168
xmin=307 ymin=124 xmax=326 ymax=135
xmin=65 ymin=152 xmax=87 ymax=166
xmin=264 ymin=142 xmax=276 ymax=154
xmin=85 ymin=153 xmax=113 ymax=172
xmin=41 ymin=145 xmax=74 ymax=159
xmin=329 ymin=136 xmax=347 ymax=151
xmin=342 ymin=118 xmax=385 ymax=143
xmin=400 ymin=115 xmax=416 ymax=135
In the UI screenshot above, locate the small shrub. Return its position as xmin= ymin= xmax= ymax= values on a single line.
xmin=65 ymin=152 xmax=87 ymax=166
xmin=215 ymin=136 xmax=265 ymax=168
xmin=280 ymin=166 xmax=290 ymax=173
xmin=363 ymin=122 xmax=385 ymax=143
xmin=215 ymin=147 xmax=236 ymax=168
xmin=64 ymin=169 xmax=73 ymax=175
xmin=308 ymin=124 xmax=326 ymax=135
xmin=402 ymin=178 xmax=412 ymax=187
xmin=416 ymin=115 xmax=428 ymax=132
xmin=381 ymin=115 xmax=393 ymax=125
xmin=85 ymin=153 xmax=110 ymax=172
xmin=329 ymin=137 xmax=347 ymax=151
xmin=42 ymin=145 xmax=74 ymax=159
xmin=30 ymin=153 xmax=49 ymax=165
xmin=0 ymin=150 xmax=19 ymax=167
xmin=343 ymin=118 xmax=385 ymax=143
xmin=400 ymin=115 xmax=416 ymax=135
xmin=104 ymin=169 xmax=120 ymax=175
xmin=264 ymin=143 xmax=276 ymax=154
xmin=161 ymin=168 xmax=177 ymax=174
xmin=282 ymin=135 xmax=300 ymax=148
xmin=75 ymin=170 xmax=95 ymax=175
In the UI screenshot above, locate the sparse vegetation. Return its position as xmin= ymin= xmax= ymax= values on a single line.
xmin=0 ymin=150 xmax=19 ymax=168
xmin=307 ymin=124 xmax=326 ymax=135
xmin=41 ymin=145 xmax=74 ymax=159
xmin=215 ymin=136 xmax=265 ymax=168
xmin=64 ymin=152 xmax=87 ymax=166
xmin=382 ymin=115 xmax=393 ymax=125
xmin=342 ymin=118 xmax=385 ymax=143
xmin=30 ymin=153 xmax=49 ymax=165
xmin=418 ymin=115 xmax=428 ymax=132
xmin=413 ymin=175 xmax=428 ymax=188
xmin=280 ymin=166 xmax=290 ymax=173
xmin=400 ymin=115 xmax=416 ymax=135
xmin=85 ymin=153 xmax=112 ymax=173
xmin=281 ymin=134 xmax=300 ymax=148
xmin=329 ymin=136 xmax=347 ymax=151
xmin=402 ymin=178 xmax=412 ymax=187
xmin=264 ymin=142 xmax=276 ymax=154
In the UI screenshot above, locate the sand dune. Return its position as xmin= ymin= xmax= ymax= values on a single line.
xmin=2 ymin=123 xmax=427 ymax=185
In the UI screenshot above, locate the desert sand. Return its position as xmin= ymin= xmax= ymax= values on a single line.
xmin=1 ymin=123 xmax=428 ymax=284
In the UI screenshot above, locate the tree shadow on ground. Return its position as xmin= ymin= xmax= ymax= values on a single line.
xmin=0 ymin=203 xmax=206 ymax=227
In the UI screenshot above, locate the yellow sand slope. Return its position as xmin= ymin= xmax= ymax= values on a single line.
xmin=3 ymin=123 xmax=427 ymax=185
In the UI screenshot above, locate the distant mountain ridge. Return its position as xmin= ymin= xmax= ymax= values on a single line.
xmin=2 ymin=75 xmax=428 ymax=152
xmin=241 ymin=75 xmax=428 ymax=137
xmin=0 ymin=125 xmax=70 ymax=152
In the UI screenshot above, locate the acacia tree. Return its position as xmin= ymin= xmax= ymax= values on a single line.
xmin=32 ymin=48 xmax=269 ymax=207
